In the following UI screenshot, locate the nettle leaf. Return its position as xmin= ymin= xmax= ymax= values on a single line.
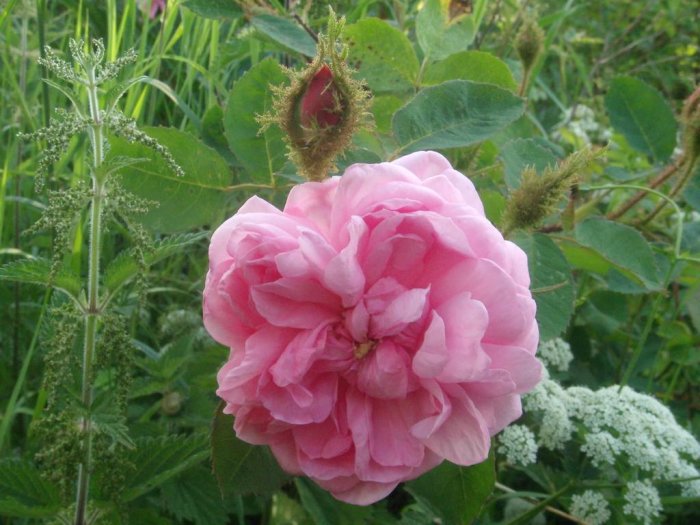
xmin=499 ymin=138 xmax=558 ymax=189
xmin=294 ymin=478 xmax=374 ymax=525
xmin=224 ymin=58 xmax=288 ymax=184
xmin=123 ymin=434 xmax=209 ymax=502
xmin=558 ymin=217 xmax=661 ymax=290
xmin=0 ymin=258 xmax=81 ymax=299
xmin=605 ymin=76 xmax=677 ymax=162
xmin=344 ymin=18 xmax=419 ymax=93
xmin=109 ymin=127 xmax=231 ymax=233
xmin=211 ymin=401 xmax=289 ymax=497
xmin=182 ymin=0 xmax=241 ymax=19
xmin=422 ymin=51 xmax=517 ymax=92
xmin=0 ymin=460 xmax=60 ymax=518
xmin=104 ymin=231 xmax=208 ymax=295
xmin=416 ymin=0 xmax=476 ymax=61
xmin=160 ymin=466 xmax=228 ymax=525
xmin=405 ymin=452 xmax=495 ymax=525
xmin=251 ymin=14 xmax=316 ymax=57
xmin=514 ymin=233 xmax=575 ymax=340
xmin=393 ymin=80 xmax=525 ymax=153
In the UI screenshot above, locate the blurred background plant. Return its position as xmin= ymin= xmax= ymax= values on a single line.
xmin=1 ymin=0 xmax=698 ymax=523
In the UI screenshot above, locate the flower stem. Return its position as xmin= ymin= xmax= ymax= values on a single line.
xmin=74 ymin=64 xmax=105 ymax=525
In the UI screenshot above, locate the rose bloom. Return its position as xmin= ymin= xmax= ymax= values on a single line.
xmin=204 ymin=151 xmax=541 ymax=505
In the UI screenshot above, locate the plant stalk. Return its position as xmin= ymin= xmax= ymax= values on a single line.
xmin=74 ymin=63 xmax=105 ymax=525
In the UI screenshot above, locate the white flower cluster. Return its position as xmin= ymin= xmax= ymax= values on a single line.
xmin=498 ymin=425 xmax=538 ymax=466
xmin=623 ymin=480 xmax=663 ymax=525
xmin=523 ymin=372 xmax=700 ymax=499
xmin=552 ymin=104 xmax=612 ymax=146
xmin=569 ymin=490 xmax=611 ymax=525
xmin=537 ymin=338 xmax=573 ymax=372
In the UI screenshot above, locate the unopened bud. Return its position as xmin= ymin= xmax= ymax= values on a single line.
xmin=260 ymin=8 xmax=370 ymax=181
xmin=160 ymin=391 xmax=183 ymax=416
xmin=516 ymin=16 xmax=545 ymax=71
xmin=299 ymin=64 xmax=342 ymax=128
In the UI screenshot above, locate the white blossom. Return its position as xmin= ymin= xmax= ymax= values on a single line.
xmin=623 ymin=480 xmax=662 ymax=525
xmin=581 ymin=431 xmax=621 ymax=468
xmin=498 ymin=425 xmax=538 ymax=466
xmin=569 ymin=490 xmax=611 ymax=525
xmin=538 ymin=338 xmax=573 ymax=372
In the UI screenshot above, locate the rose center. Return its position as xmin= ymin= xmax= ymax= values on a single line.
xmin=353 ymin=339 xmax=377 ymax=359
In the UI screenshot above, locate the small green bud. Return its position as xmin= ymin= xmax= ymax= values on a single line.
xmin=160 ymin=391 xmax=184 ymax=416
xmin=515 ymin=16 xmax=545 ymax=71
xmin=502 ymin=147 xmax=602 ymax=235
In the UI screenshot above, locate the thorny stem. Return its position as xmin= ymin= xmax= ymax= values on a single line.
xmin=74 ymin=63 xmax=105 ymax=525
xmin=494 ymin=482 xmax=585 ymax=524
xmin=638 ymin=155 xmax=699 ymax=225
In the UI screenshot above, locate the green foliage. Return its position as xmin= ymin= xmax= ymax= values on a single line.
xmin=515 ymin=233 xmax=575 ymax=340
xmin=422 ymin=51 xmax=517 ymax=91
xmin=0 ymin=460 xmax=60 ymax=518
xmin=605 ymin=76 xmax=678 ymax=162
xmin=405 ymin=453 xmax=496 ymax=525
xmin=393 ymin=81 xmax=525 ymax=153
xmin=210 ymin=402 xmax=290 ymax=498
xmin=251 ymin=14 xmax=317 ymax=58
xmin=224 ymin=58 xmax=288 ymax=184
xmin=109 ymin=127 xmax=230 ymax=233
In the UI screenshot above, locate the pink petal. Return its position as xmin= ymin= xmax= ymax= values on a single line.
xmin=251 ymin=278 xmax=341 ymax=328
xmin=356 ymin=341 xmax=410 ymax=399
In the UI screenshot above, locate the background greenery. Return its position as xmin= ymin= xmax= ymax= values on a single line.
xmin=0 ymin=0 xmax=698 ymax=523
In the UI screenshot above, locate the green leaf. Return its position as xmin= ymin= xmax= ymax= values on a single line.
xmin=605 ymin=76 xmax=677 ymax=162
xmin=201 ymin=105 xmax=237 ymax=165
xmin=499 ymin=138 xmax=557 ymax=189
xmin=0 ymin=258 xmax=81 ymax=299
xmin=0 ymin=460 xmax=60 ymax=518
xmin=123 ymin=434 xmax=209 ymax=502
xmin=211 ymin=401 xmax=289 ymax=497
xmin=294 ymin=478 xmax=374 ymax=525
xmin=104 ymin=231 xmax=208 ymax=295
xmin=393 ymin=81 xmax=525 ymax=153
xmin=405 ymin=452 xmax=495 ymax=525
xmin=514 ymin=233 xmax=574 ymax=340
xmin=573 ymin=217 xmax=660 ymax=289
xmin=372 ymin=95 xmax=405 ymax=134
xmin=422 ymin=51 xmax=517 ymax=92
xmin=344 ymin=18 xmax=419 ymax=93
xmin=109 ymin=127 xmax=231 ymax=233
xmin=182 ymin=0 xmax=241 ymax=19
xmin=224 ymin=58 xmax=288 ymax=184
xmin=251 ymin=14 xmax=316 ymax=57
xmin=160 ymin=466 xmax=228 ymax=525
xmin=416 ymin=0 xmax=476 ymax=61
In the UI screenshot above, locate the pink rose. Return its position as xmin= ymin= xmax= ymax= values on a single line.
xmin=204 ymin=151 xmax=541 ymax=505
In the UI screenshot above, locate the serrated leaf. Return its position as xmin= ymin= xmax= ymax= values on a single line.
xmin=104 ymin=231 xmax=208 ymax=294
xmin=108 ymin=127 xmax=231 ymax=233
xmin=416 ymin=0 xmax=476 ymax=61
xmin=514 ymin=233 xmax=575 ymax=340
xmin=211 ymin=401 xmax=289 ymax=497
xmin=344 ymin=18 xmax=419 ymax=93
xmin=605 ymin=76 xmax=677 ymax=162
xmin=422 ymin=51 xmax=517 ymax=91
xmin=572 ymin=217 xmax=660 ymax=289
xmin=123 ymin=434 xmax=209 ymax=502
xmin=393 ymin=81 xmax=525 ymax=153
xmin=294 ymin=478 xmax=374 ymax=525
xmin=251 ymin=15 xmax=316 ymax=57
xmin=160 ymin=466 xmax=228 ymax=525
xmin=224 ymin=59 xmax=288 ymax=184
xmin=0 ymin=258 xmax=81 ymax=299
xmin=0 ymin=460 xmax=60 ymax=518
xmin=182 ymin=0 xmax=241 ymax=19
xmin=405 ymin=452 xmax=495 ymax=525
xmin=499 ymin=138 xmax=558 ymax=189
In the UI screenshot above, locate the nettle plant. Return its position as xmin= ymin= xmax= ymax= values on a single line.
xmin=1 ymin=39 xmax=204 ymax=522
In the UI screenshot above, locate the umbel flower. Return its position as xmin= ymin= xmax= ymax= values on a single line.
xmin=203 ymin=152 xmax=541 ymax=504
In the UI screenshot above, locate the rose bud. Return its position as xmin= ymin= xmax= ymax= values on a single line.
xmin=299 ymin=64 xmax=342 ymax=128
